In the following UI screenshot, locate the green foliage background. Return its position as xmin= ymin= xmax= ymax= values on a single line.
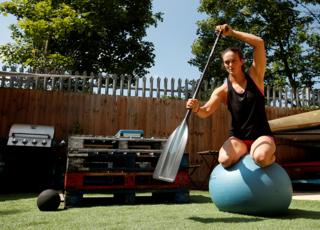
xmin=190 ymin=0 xmax=320 ymax=92
xmin=0 ymin=0 xmax=162 ymax=76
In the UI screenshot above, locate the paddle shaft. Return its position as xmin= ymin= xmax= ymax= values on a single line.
xmin=185 ymin=31 xmax=222 ymax=121
xmin=153 ymin=31 xmax=222 ymax=182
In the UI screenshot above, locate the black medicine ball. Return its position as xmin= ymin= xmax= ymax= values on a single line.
xmin=37 ymin=189 xmax=61 ymax=211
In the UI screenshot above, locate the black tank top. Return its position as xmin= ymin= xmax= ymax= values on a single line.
xmin=227 ymin=74 xmax=273 ymax=140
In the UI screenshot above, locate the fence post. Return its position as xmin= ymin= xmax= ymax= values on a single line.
xmin=191 ymin=80 xmax=196 ymax=96
xmin=171 ymin=78 xmax=175 ymax=98
xmin=127 ymin=76 xmax=132 ymax=97
xmin=150 ymin=76 xmax=154 ymax=98
xmin=59 ymin=76 xmax=63 ymax=91
xmin=306 ymin=87 xmax=310 ymax=107
xmin=296 ymin=88 xmax=300 ymax=107
xmin=67 ymin=75 xmax=71 ymax=91
xmin=272 ymin=87 xmax=276 ymax=107
xmin=311 ymin=88 xmax=315 ymax=106
xmin=157 ymin=77 xmax=161 ymax=99
xmin=142 ymin=76 xmax=146 ymax=97
xmin=178 ymin=78 xmax=182 ymax=99
xmin=289 ymin=88 xmax=293 ymax=107
xmin=97 ymin=73 xmax=102 ymax=94
xmin=135 ymin=76 xmax=139 ymax=97
xmin=203 ymin=80 xmax=209 ymax=100
xmin=89 ymin=72 xmax=94 ymax=94
xmin=266 ymin=85 xmax=270 ymax=106
xmin=51 ymin=75 xmax=56 ymax=91
xmin=120 ymin=75 xmax=125 ymax=96
xmin=1 ymin=76 xmax=4 ymax=88
xmin=9 ymin=74 xmax=14 ymax=88
xmin=164 ymin=77 xmax=168 ymax=97
xmin=105 ymin=75 xmax=110 ymax=95
xmin=112 ymin=74 xmax=117 ymax=96
xmin=81 ymin=72 xmax=87 ymax=93
xmin=284 ymin=87 xmax=288 ymax=108
xmin=73 ymin=72 xmax=79 ymax=92
xmin=43 ymin=76 xmax=48 ymax=91
xmin=184 ymin=79 xmax=189 ymax=100
xmin=301 ymin=88 xmax=304 ymax=107
xmin=278 ymin=86 xmax=282 ymax=108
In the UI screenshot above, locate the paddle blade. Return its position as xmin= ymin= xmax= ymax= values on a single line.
xmin=153 ymin=122 xmax=189 ymax=182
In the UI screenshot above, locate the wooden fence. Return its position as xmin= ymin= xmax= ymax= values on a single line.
xmin=1 ymin=70 xmax=319 ymax=108
xmin=0 ymin=87 xmax=311 ymax=187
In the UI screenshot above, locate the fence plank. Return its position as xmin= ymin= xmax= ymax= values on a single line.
xmin=135 ymin=76 xmax=139 ymax=97
xmin=149 ymin=77 xmax=154 ymax=98
xmin=119 ymin=75 xmax=124 ymax=96
xmin=142 ymin=76 xmax=146 ymax=98
xmin=157 ymin=77 xmax=161 ymax=98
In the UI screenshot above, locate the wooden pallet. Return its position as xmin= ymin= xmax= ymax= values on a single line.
xmin=64 ymin=188 xmax=190 ymax=208
xmin=64 ymin=134 xmax=191 ymax=208
xmin=66 ymin=152 xmax=189 ymax=172
xmin=66 ymin=151 xmax=158 ymax=172
xmin=68 ymin=135 xmax=167 ymax=150
xmin=66 ymin=135 xmax=188 ymax=172
xmin=64 ymin=171 xmax=190 ymax=208
xmin=64 ymin=171 xmax=189 ymax=190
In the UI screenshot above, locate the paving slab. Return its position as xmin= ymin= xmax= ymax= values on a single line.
xmin=292 ymin=192 xmax=320 ymax=200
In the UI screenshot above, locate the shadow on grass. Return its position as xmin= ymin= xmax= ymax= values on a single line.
xmin=0 ymin=209 xmax=28 ymax=216
xmin=189 ymin=216 xmax=263 ymax=224
xmin=0 ymin=193 xmax=36 ymax=202
xmin=67 ymin=196 xmax=192 ymax=207
xmin=189 ymin=208 xmax=320 ymax=224
xmin=189 ymin=195 xmax=212 ymax=203
xmin=63 ymin=194 xmax=212 ymax=208
xmin=275 ymin=208 xmax=320 ymax=220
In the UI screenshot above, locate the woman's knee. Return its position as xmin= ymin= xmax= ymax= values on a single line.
xmin=218 ymin=137 xmax=248 ymax=168
xmin=218 ymin=143 xmax=236 ymax=168
xmin=250 ymin=136 xmax=276 ymax=167
xmin=218 ymin=149 xmax=245 ymax=168
xmin=218 ymin=154 xmax=234 ymax=168
xmin=252 ymin=150 xmax=275 ymax=167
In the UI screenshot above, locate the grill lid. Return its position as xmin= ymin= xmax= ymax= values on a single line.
xmin=7 ymin=124 xmax=55 ymax=147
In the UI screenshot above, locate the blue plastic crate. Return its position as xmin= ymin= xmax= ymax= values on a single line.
xmin=115 ymin=130 xmax=144 ymax=138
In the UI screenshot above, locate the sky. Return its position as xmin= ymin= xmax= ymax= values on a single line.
xmin=145 ymin=0 xmax=206 ymax=79
xmin=0 ymin=0 xmax=207 ymax=80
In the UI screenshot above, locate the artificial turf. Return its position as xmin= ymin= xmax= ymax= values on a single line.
xmin=0 ymin=190 xmax=319 ymax=230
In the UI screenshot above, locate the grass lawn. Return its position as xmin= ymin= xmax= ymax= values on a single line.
xmin=1 ymin=190 xmax=320 ymax=230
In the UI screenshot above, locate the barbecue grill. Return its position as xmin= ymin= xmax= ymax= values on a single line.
xmin=7 ymin=124 xmax=55 ymax=148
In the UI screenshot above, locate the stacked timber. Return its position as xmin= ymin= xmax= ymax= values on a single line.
xmin=268 ymin=110 xmax=320 ymax=187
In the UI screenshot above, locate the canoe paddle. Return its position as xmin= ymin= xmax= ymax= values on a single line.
xmin=153 ymin=31 xmax=222 ymax=182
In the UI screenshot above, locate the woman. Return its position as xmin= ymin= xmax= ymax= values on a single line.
xmin=186 ymin=24 xmax=275 ymax=168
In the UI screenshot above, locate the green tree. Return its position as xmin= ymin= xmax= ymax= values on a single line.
xmin=0 ymin=0 xmax=162 ymax=76
xmin=190 ymin=0 xmax=320 ymax=96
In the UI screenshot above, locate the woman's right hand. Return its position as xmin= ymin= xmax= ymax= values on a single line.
xmin=215 ymin=24 xmax=233 ymax=37
xmin=186 ymin=99 xmax=200 ymax=113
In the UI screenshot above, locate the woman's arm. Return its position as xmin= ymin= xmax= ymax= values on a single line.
xmin=217 ymin=24 xmax=266 ymax=87
xmin=186 ymin=83 xmax=227 ymax=118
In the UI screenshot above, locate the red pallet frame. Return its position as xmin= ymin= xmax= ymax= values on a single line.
xmin=64 ymin=170 xmax=189 ymax=191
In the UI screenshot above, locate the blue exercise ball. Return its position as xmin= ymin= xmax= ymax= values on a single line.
xmin=209 ymin=154 xmax=292 ymax=216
